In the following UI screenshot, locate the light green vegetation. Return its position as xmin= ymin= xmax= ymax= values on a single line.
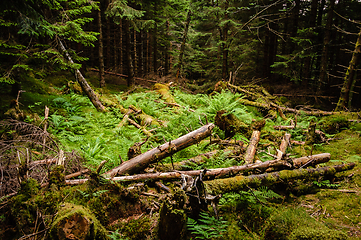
xmin=1 ymin=77 xmax=360 ymax=239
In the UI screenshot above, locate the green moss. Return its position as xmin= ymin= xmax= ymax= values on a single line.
xmin=264 ymin=208 xmax=340 ymax=240
xmin=318 ymin=115 xmax=350 ymax=134
xmin=49 ymin=203 xmax=108 ymax=240
xmin=289 ymin=226 xmax=348 ymax=240
xmin=48 ymin=165 xmax=65 ymax=189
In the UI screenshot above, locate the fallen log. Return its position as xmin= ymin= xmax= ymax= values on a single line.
xmin=238 ymin=98 xmax=339 ymax=116
xmin=153 ymin=83 xmax=177 ymax=106
xmin=67 ymin=153 xmax=331 ymax=185
xmin=104 ymin=123 xmax=215 ymax=177
xmin=205 ymin=162 xmax=355 ymax=195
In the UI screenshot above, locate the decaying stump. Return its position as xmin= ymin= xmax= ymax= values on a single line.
xmin=49 ymin=203 xmax=108 ymax=240
xmin=105 ymin=123 xmax=215 ymax=177
xmin=158 ymin=189 xmax=187 ymax=240
xmin=127 ymin=138 xmax=148 ymax=160
xmin=215 ymin=110 xmax=248 ymax=138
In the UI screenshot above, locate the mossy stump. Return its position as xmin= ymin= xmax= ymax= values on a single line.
xmin=49 ymin=203 xmax=108 ymax=240
xmin=158 ymin=195 xmax=187 ymax=240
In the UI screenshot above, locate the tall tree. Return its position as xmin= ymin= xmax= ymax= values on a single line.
xmin=335 ymin=28 xmax=361 ymax=111
xmin=98 ymin=10 xmax=106 ymax=88
xmin=318 ymin=0 xmax=335 ymax=91
xmin=106 ymin=0 xmax=144 ymax=86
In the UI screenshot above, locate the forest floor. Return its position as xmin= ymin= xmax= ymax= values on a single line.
xmin=0 ymin=72 xmax=360 ymax=240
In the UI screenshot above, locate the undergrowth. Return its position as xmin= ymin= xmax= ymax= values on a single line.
xmin=3 ymin=82 xmax=360 ymax=240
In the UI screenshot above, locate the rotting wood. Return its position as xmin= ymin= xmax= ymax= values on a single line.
xmin=205 ymin=162 xmax=355 ymax=195
xmin=238 ymin=98 xmax=339 ymax=116
xmin=153 ymin=83 xmax=177 ymax=106
xmin=244 ymin=130 xmax=261 ymax=164
xmin=67 ymin=153 xmax=331 ymax=185
xmin=104 ymin=123 xmax=215 ymax=177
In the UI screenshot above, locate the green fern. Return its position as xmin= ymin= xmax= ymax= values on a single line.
xmin=187 ymin=212 xmax=228 ymax=239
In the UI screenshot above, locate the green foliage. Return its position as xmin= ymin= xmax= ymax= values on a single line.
xmin=187 ymin=212 xmax=229 ymax=239
xmin=313 ymin=180 xmax=339 ymax=189
xmin=219 ymin=187 xmax=281 ymax=209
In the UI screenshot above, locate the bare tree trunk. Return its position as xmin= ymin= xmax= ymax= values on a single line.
xmin=104 ymin=123 xmax=215 ymax=177
xmin=98 ymin=11 xmax=105 ymax=88
xmin=176 ymin=8 xmax=192 ymax=80
xmin=164 ymin=20 xmax=170 ymax=76
xmin=302 ymin=0 xmax=318 ymax=86
xmin=221 ymin=0 xmax=229 ymax=80
xmin=133 ymin=28 xmax=138 ymax=77
xmin=335 ymin=28 xmax=361 ymax=111
xmin=124 ymin=20 xmax=134 ymax=86
xmin=58 ymin=39 xmax=106 ymax=112
xmin=318 ymin=0 xmax=335 ymax=91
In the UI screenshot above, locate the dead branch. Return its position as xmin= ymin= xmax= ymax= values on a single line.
xmin=104 ymin=123 xmax=215 ymax=177
xmin=67 ymin=153 xmax=331 ymax=185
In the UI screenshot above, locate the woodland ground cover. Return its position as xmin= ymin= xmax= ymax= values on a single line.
xmin=0 ymin=74 xmax=360 ymax=240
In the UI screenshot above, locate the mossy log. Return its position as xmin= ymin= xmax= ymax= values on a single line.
xmin=67 ymin=153 xmax=331 ymax=185
xmin=205 ymin=162 xmax=355 ymax=195
xmin=153 ymin=83 xmax=177 ymax=106
xmin=238 ymin=98 xmax=338 ymax=116
xmin=104 ymin=123 xmax=215 ymax=177
xmin=116 ymin=104 xmax=161 ymax=127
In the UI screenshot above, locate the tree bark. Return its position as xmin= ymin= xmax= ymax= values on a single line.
xmin=104 ymin=123 xmax=215 ymax=177
xmin=221 ymin=0 xmax=229 ymax=80
xmin=124 ymin=20 xmax=135 ymax=86
xmin=176 ymin=8 xmax=192 ymax=80
xmin=276 ymin=133 xmax=291 ymax=160
xmin=97 ymin=10 xmax=105 ymax=88
xmin=335 ymin=28 xmax=361 ymax=111
xmin=205 ymin=162 xmax=355 ymax=195
xmin=244 ymin=130 xmax=261 ymax=164
xmin=318 ymin=0 xmax=335 ymax=91
xmin=58 ymin=39 xmax=106 ymax=112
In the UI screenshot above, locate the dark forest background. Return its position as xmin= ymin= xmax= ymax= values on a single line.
xmin=1 ymin=0 xmax=361 ymax=110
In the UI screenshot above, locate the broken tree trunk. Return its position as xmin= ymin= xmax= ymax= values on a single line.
xmin=244 ymin=130 xmax=261 ymax=164
xmin=205 ymin=162 xmax=355 ymax=195
xmin=104 ymin=123 xmax=215 ymax=177
xmin=276 ymin=133 xmax=291 ymax=160
xmin=67 ymin=153 xmax=331 ymax=185
xmin=58 ymin=39 xmax=106 ymax=112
